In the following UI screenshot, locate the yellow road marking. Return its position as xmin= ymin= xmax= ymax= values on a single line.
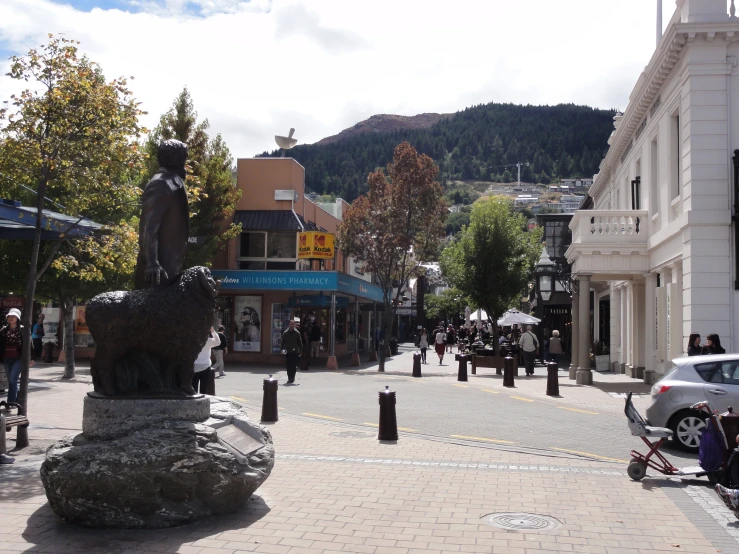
xmin=481 ymin=389 xmax=500 ymax=394
xmin=229 ymin=396 xmax=248 ymax=402
xmin=452 ymin=383 xmax=468 ymax=388
xmin=451 ymin=434 xmax=515 ymax=444
xmin=558 ymin=407 xmax=598 ymax=415
xmin=303 ymin=413 xmax=342 ymax=421
xmin=509 ymin=396 xmax=535 ymax=402
xmin=550 ymin=447 xmax=628 ymax=463
xmin=363 ymin=423 xmax=417 ymax=432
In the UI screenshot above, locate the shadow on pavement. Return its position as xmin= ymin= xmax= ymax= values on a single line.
xmin=21 ymin=495 xmax=270 ymax=554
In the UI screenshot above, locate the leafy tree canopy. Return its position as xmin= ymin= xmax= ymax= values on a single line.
xmin=440 ymin=196 xmax=542 ymax=355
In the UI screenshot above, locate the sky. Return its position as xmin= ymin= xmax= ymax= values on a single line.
xmin=0 ymin=0 xmax=683 ymax=158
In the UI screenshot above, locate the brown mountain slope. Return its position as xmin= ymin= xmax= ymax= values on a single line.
xmin=316 ymin=113 xmax=453 ymax=145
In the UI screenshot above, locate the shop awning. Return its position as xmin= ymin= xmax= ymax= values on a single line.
xmin=0 ymin=199 xmax=104 ymax=240
xmin=234 ymin=210 xmax=318 ymax=232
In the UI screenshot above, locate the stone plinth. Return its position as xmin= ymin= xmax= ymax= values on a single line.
xmin=41 ymin=397 xmax=274 ymax=529
xmin=82 ymin=393 xmax=211 ymax=440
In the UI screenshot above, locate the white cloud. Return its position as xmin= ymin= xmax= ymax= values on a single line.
xmin=0 ymin=0 xmax=676 ymax=158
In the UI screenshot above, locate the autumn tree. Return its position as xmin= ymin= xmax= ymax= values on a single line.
xmin=0 ymin=36 xmax=145 ymax=446
xmin=440 ymin=197 xmax=542 ymax=356
xmin=144 ymin=88 xmax=241 ymax=267
xmin=338 ymin=142 xmax=448 ymax=371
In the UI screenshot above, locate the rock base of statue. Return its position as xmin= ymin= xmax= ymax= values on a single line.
xmin=40 ymin=396 xmax=274 ymax=529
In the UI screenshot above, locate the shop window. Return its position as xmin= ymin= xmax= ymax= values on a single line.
xmin=240 ymin=232 xmax=266 ymax=258
xmin=267 ymin=232 xmax=297 ymax=259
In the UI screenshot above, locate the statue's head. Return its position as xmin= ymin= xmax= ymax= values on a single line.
xmin=157 ymin=139 xmax=188 ymax=176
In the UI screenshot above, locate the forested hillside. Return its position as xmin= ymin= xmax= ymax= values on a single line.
xmin=259 ymin=102 xmax=616 ymax=202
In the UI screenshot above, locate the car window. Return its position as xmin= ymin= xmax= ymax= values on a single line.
xmin=695 ymin=362 xmax=723 ymax=383
xmin=721 ymin=361 xmax=739 ymax=385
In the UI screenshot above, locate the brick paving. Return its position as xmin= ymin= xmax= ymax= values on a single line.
xmin=0 ymin=359 xmax=736 ymax=553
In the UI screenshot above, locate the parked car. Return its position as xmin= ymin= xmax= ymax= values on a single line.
xmin=645 ymin=354 xmax=739 ymax=452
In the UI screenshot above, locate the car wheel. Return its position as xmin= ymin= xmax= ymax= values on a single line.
xmin=670 ymin=410 xmax=707 ymax=452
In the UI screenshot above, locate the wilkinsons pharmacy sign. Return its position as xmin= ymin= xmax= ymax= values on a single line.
xmin=211 ymin=270 xmax=384 ymax=302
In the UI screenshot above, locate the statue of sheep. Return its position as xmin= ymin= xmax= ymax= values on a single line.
xmin=86 ymin=266 xmax=219 ymax=397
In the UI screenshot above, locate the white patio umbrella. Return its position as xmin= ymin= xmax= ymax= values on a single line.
xmin=497 ymin=309 xmax=541 ymax=326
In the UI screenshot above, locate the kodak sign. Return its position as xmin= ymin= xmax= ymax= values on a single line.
xmin=298 ymin=231 xmax=335 ymax=259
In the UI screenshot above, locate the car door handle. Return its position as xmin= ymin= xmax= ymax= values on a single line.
xmin=708 ymin=389 xmax=728 ymax=396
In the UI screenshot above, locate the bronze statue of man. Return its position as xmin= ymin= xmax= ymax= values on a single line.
xmin=135 ymin=139 xmax=189 ymax=289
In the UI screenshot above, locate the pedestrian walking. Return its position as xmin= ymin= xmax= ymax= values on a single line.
xmin=419 ymin=328 xmax=429 ymax=363
xmin=212 ymin=325 xmax=228 ymax=377
xmin=702 ymin=333 xmax=726 ymax=355
xmin=281 ymin=319 xmax=302 ymax=384
xmin=31 ymin=313 xmax=45 ymax=360
xmin=434 ymin=327 xmax=446 ymax=365
xmin=548 ymin=330 xmax=563 ymax=365
xmin=518 ymin=325 xmax=539 ymax=376
xmin=310 ymin=320 xmax=321 ymax=359
xmin=0 ymin=308 xmax=32 ymax=404
xmin=687 ymin=333 xmax=702 ymax=356
xmin=192 ymin=326 xmax=220 ymax=394
xmin=445 ymin=325 xmax=456 ymax=354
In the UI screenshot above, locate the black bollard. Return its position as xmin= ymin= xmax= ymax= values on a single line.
xmin=503 ymin=356 xmax=515 ymax=387
xmin=412 ymin=352 xmax=422 ymax=378
xmin=457 ymin=354 xmax=468 ymax=382
xmin=378 ymin=386 xmax=398 ymax=441
xmin=261 ymin=374 xmax=279 ymax=423
xmin=546 ymin=362 xmax=560 ymax=396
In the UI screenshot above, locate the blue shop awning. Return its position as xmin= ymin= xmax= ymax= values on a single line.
xmin=234 ymin=210 xmax=318 ymax=232
xmin=0 ymin=199 xmax=104 ymax=240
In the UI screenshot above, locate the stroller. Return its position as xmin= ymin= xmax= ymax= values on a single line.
xmin=624 ymin=392 xmax=739 ymax=485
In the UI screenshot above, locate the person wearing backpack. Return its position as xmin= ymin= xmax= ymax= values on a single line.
xmin=518 ymin=325 xmax=539 ymax=376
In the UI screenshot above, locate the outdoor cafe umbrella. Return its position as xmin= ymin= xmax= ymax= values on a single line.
xmin=496 ymin=309 xmax=541 ymax=327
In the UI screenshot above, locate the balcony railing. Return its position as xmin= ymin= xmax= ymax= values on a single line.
xmin=570 ymin=210 xmax=649 ymax=245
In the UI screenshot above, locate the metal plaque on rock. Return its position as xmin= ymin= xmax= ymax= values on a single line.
xmin=216 ymin=424 xmax=264 ymax=464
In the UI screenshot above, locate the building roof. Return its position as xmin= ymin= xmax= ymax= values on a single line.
xmin=0 ymin=199 xmax=104 ymax=240
xmin=234 ymin=210 xmax=319 ymax=232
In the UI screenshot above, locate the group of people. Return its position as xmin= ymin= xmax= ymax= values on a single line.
xmin=687 ymin=333 xmax=726 ymax=356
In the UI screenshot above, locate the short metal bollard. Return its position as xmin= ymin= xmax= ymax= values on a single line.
xmin=503 ymin=356 xmax=515 ymax=387
xmin=261 ymin=374 xmax=279 ymax=423
xmin=0 ymin=413 xmax=6 ymax=455
xmin=378 ymin=386 xmax=398 ymax=441
xmin=412 ymin=352 xmax=422 ymax=378
xmin=546 ymin=362 xmax=560 ymax=396
xmin=457 ymin=354 xmax=468 ymax=382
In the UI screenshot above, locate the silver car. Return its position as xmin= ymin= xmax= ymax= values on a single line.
xmin=645 ymin=354 xmax=739 ymax=452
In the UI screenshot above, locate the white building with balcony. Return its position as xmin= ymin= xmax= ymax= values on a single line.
xmin=565 ymin=0 xmax=739 ymax=385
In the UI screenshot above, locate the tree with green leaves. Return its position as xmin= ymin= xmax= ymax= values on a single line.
xmin=0 ymin=35 xmax=145 ymax=446
xmin=424 ymin=287 xmax=469 ymax=328
xmin=144 ymin=88 xmax=241 ymax=268
xmin=338 ymin=142 xmax=448 ymax=371
xmin=440 ymin=196 xmax=542 ymax=356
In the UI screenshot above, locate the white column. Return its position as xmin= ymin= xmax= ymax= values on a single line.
xmin=671 ymin=265 xmax=684 ymax=358
xmin=611 ymin=286 xmax=621 ymax=372
xmin=644 ymin=273 xmax=658 ymax=384
xmin=576 ymin=275 xmax=593 ymax=385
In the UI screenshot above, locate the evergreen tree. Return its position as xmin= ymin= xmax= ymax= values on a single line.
xmin=145 ymin=88 xmax=241 ymax=267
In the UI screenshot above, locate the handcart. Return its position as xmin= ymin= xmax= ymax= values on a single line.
xmin=624 ymin=392 xmax=739 ymax=484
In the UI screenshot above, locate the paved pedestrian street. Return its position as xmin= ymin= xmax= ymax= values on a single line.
xmin=2 ymin=348 xmax=739 ymax=553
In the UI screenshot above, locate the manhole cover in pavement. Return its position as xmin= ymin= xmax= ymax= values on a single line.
xmin=329 ymin=431 xmax=375 ymax=438
xmin=483 ymin=512 xmax=561 ymax=532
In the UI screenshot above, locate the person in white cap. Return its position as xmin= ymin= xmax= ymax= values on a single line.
xmin=0 ymin=308 xmax=32 ymax=405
